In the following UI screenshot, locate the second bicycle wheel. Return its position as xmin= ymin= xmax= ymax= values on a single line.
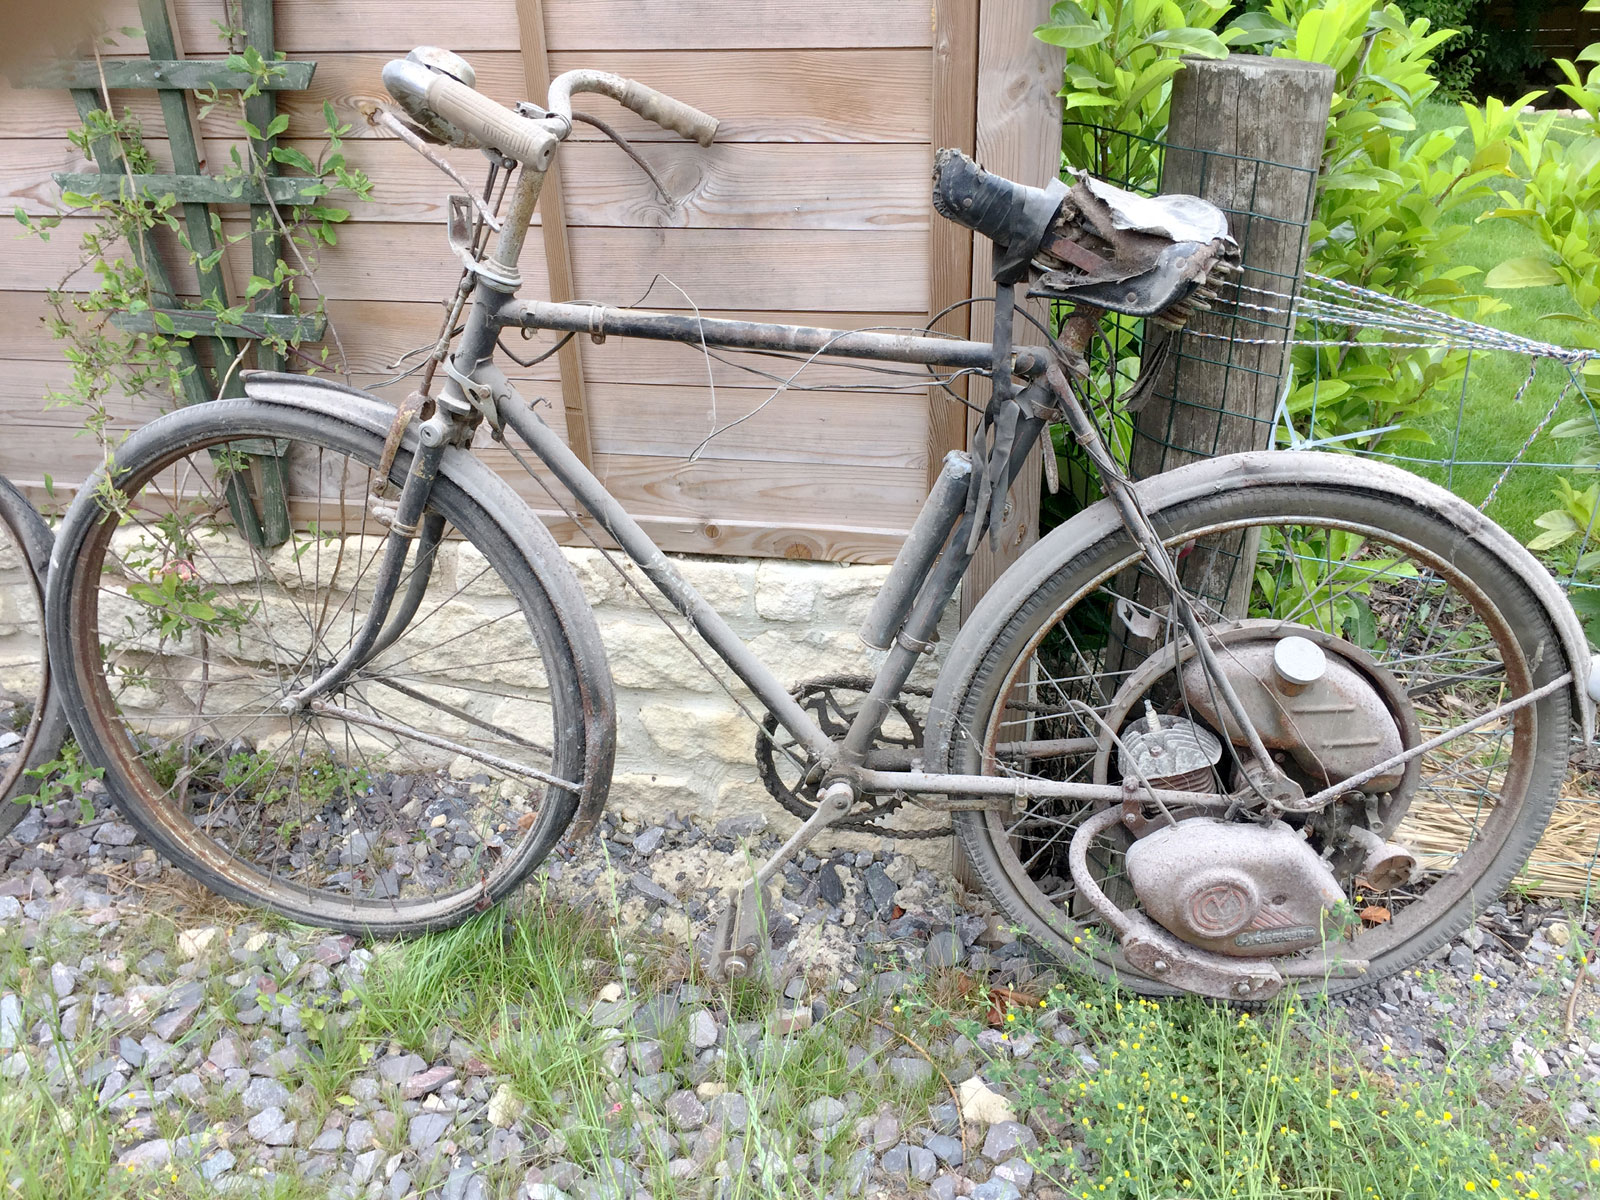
xmin=0 ymin=474 xmax=67 ymax=840
xmin=938 ymin=453 xmax=1574 ymax=998
xmin=47 ymin=391 xmax=611 ymax=935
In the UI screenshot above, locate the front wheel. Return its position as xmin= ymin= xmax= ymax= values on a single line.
xmin=46 ymin=397 xmax=611 ymax=936
xmin=939 ymin=465 xmax=1571 ymax=997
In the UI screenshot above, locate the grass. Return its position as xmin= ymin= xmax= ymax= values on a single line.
xmin=1 ymin=876 xmax=1598 ymax=1199
xmin=1351 ymin=98 xmax=1598 ymax=547
xmin=981 ymin=973 xmax=1600 ymax=1200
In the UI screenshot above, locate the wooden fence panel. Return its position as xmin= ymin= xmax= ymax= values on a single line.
xmin=0 ymin=1 xmax=1057 ymax=565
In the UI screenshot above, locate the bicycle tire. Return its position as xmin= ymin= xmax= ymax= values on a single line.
xmin=935 ymin=459 xmax=1571 ymax=998
xmin=0 ymin=474 xmax=67 ymax=840
xmin=46 ymin=394 xmax=615 ymax=935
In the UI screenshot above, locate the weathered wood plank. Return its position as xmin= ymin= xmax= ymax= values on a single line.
xmin=479 ymin=446 xmax=926 ymax=529
xmin=1 ymin=50 xmax=931 ymax=144
xmin=27 ymin=57 xmax=315 ymax=91
xmin=582 ymin=382 xmax=927 ymax=469
xmin=961 ymin=0 xmax=1061 ymax=617
xmin=5 ymin=219 xmax=928 ymax=311
xmin=927 ymin=0 xmax=979 ymax=486
xmin=53 ymin=171 xmax=328 ymax=206
xmin=516 ymin=0 xmax=593 ymax=466
xmin=111 ymin=309 xmax=326 ymax=340
xmin=155 ymin=0 xmax=935 ymax=53
xmin=9 ymin=137 xmax=931 ymax=230
xmin=0 ymin=289 xmax=938 ymax=389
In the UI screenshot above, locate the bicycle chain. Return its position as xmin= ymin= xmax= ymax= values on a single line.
xmin=754 ymin=674 xmax=952 ymax=839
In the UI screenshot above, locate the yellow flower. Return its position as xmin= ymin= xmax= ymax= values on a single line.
xmin=1005 ymin=1012 xmax=1016 ymax=1022
xmin=1464 ymin=1184 xmax=1476 ymax=1193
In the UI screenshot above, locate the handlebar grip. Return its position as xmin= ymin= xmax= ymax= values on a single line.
xmin=619 ymin=79 xmax=718 ymax=146
xmin=383 ymin=59 xmax=559 ymax=169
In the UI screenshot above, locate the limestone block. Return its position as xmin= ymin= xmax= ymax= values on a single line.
xmin=814 ymin=563 xmax=893 ymax=629
xmin=745 ymin=628 xmax=881 ymax=688
xmin=192 ymin=528 xmax=275 ymax=586
xmin=456 ymin=542 xmax=511 ymax=599
xmin=600 ymin=619 xmax=715 ymax=694
xmin=96 ymin=586 xmax=199 ymax=659
xmin=389 ymin=600 xmax=548 ymax=690
xmin=638 ymin=703 xmax=753 ymax=765
xmin=754 ymin=561 xmax=819 ymax=622
xmin=674 ymin=558 xmax=756 ymax=618
xmin=608 ymin=773 xmax=694 ymax=823
xmin=562 ymin=548 xmax=616 ymax=607
xmin=268 ymin=534 xmax=388 ymax=594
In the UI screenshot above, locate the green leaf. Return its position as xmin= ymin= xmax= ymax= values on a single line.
xmin=1225 ymin=11 xmax=1293 ymax=46
xmin=270 ymin=145 xmax=318 ymax=173
xmin=1142 ymin=27 xmax=1228 ymax=57
xmin=1035 ymin=22 xmax=1109 ymax=48
xmin=153 ymin=311 xmax=175 ymax=334
xmin=264 ymin=113 xmax=290 ymax=139
xmin=1484 ymin=256 xmax=1563 ymax=288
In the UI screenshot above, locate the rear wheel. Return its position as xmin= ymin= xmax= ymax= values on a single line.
xmin=942 ymin=477 xmax=1570 ymax=997
xmin=47 ymin=399 xmax=601 ymax=935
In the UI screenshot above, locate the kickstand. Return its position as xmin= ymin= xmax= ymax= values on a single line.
xmin=706 ymin=782 xmax=855 ymax=982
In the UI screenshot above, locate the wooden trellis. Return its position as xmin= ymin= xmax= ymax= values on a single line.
xmin=29 ymin=0 xmax=325 ymax=546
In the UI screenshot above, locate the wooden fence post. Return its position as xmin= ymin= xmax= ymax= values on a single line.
xmin=1128 ymin=56 xmax=1334 ymax=482
xmin=960 ymin=0 xmax=1063 ymax=620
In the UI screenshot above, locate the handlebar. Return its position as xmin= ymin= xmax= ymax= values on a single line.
xmin=381 ymin=49 xmax=718 ymax=171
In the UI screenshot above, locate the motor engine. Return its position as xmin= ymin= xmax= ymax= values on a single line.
xmin=1125 ymin=817 xmax=1348 ymax=957
xmin=1116 ymin=627 xmax=1418 ymax=958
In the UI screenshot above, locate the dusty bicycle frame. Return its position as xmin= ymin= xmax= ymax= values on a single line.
xmin=267 ymin=62 xmax=1587 ymax=984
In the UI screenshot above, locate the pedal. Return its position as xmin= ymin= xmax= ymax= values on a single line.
xmin=707 ymin=880 xmax=766 ymax=982
xmin=701 ymin=780 xmax=856 ymax=983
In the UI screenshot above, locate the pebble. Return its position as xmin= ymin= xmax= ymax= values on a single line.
xmin=247 ymin=1106 xmax=296 ymax=1145
xmin=982 ymin=1120 xmax=1038 ymax=1162
xmin=957 ymin=1078 xmax=1015 ymax=1126
xmin=487 ymin=1084 xmax=524 ymax=1128
xmin=0 ymin=993 xmax=21 ymax=1050
xmin=888 ymin=1056 xmax=933 ymax=1087
xmin=242 ymin=1076 xmax=292 ymax=1113
xmin=926 ymin=929 xmax=966 ymax=967
xmin=407 ymin=1112 xmax=452 ymax=1151
xmin=376 ymin=1052 xmax=426 ymax=1085
xmin=688 ymin=1008 xmax=719 ymax=1049
xmin=401 ymin=1064 xmax=455 ymax=1099
xmin=926 ymin=1131 xmax=964 ymax=1166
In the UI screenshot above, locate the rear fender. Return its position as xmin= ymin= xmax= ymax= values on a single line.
xmin=928 ymin=451 xmax=1596 ymax=774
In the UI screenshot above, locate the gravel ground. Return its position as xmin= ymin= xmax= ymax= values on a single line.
xmin=2 ymin=785 xmax=1597 ymax=1199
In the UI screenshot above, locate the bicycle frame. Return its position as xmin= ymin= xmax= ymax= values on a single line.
xmin=279 ymin=139 xmax=1573 ymax=819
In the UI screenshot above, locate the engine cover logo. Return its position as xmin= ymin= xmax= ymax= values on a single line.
xmin=1187 ymin=880 xmax=1253 ymax=937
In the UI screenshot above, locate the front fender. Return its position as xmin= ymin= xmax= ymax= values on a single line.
xmin=240 ymin=370 xmax=617 ymax=839
xmin=928 ymin=450 xmax=1595 ymax=772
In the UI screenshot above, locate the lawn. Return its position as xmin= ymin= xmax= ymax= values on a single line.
xmin=1346 ymin=99 xmax=1599 ymax=548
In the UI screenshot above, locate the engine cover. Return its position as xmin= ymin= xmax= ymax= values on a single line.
xmin=1124 ymin=818 xmax=1348 ymax=957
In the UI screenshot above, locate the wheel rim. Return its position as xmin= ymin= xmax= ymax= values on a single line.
xmin=0 ymin=502 xmax=51 ymax=809
xmin=66 ymin=429 xmax=576 ymax=925
xmin=965 ymin=512 xmax=1544 ymax=987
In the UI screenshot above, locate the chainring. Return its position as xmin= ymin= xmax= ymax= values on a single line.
xmin=755 ymin=673 xmax=947 ymax=838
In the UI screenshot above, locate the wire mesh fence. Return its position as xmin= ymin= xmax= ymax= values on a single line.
xmin=1056 ymin=123 xmax=1600 ymax=902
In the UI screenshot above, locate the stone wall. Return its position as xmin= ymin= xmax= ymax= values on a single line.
xmin=60 ymin=532 xmax=959 ymax=868
xmin=563 ymin=549 xmax=957 ymax=864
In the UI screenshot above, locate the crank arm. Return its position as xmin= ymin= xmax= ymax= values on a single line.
xmin=707 ymin=781 xmax=854 ymax=981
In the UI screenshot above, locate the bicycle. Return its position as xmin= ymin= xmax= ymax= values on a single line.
xmin=42 ymin=47 xmax=1596 ymax=1000
xmin=0 ymin=475 xmax=68 ymax=841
